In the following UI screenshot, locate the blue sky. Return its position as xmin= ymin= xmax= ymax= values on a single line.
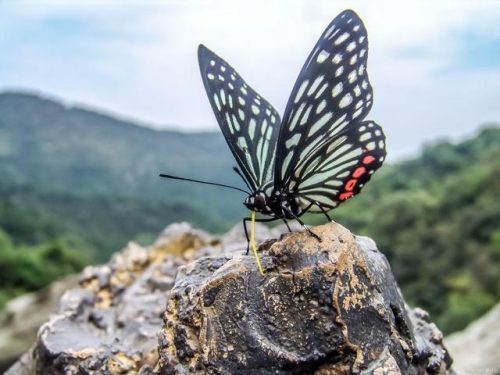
xmin=1 ymin=0 xmax=500 ymax=160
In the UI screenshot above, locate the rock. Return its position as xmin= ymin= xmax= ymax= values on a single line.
xmin=158 ymin=222 xmax=453 ymax=374
xmin=0 ymin=274 xmax=80 ymax=373
xmin=5 ymin=221 xmax=454 ymax=374
xmin=444 ymin=303 xmax=500 ymax=373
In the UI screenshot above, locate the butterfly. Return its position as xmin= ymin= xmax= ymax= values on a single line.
xmin=162 ymin=10 xmax=386 ymax=275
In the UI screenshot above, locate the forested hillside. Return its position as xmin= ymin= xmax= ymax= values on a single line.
xmin=0 ymin=91 xmax=499 ymax=334
xmin=0 ymin=92 xmax=247 ymax=253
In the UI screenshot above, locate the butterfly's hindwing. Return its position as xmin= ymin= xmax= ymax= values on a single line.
xmin=294 ymin=120 xmax=386 ymax=211
xmin=198 ymin=45 xmax=281 ymax=191
xmin=275 ymin=10 xmax=375 ymax=193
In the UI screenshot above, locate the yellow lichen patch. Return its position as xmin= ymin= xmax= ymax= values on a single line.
xmin=80 ymin=276 xmax=101 ymax=292
xmin=107 ymin=352 xmax=137 ymax=374
xmin=67 ymin=348 xmax=98 ymax=359
xmin=372 ymin=354 xmax=402 ymax=375
xmin=96 ymin=289 xmax=112 ymax=309
xmin=150 ymin=231 xmax=215 ymax=260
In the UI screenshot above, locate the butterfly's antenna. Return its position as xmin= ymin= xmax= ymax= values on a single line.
xmin=232 ymin=166 xmax=253 ymax=192
xmin=159 ymin=174 xmax=250 ymax=194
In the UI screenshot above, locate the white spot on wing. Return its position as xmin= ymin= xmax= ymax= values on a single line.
xmin=285 ymin=133 xmax=301 ymax=149
xmin=359 ymin=132 xmax=372 ymax=142
xmin=339 ymin=93 xmax=353 ymax=108
xmin=317 ymin=50 xmax=330 ymax=63
xmin=315 ymin=83 xmax=329 ymax=99
xmin=220 ymin=89 xmax=226 ymax=105
xmin=334 ymin=32 xmax=350 ymax=45
xmin=353 ymin=85 xmax=361 ymax=97
xmin=231 ymin=114 xmax=240 ymax=131
xmin=324 ymin=24 xmax=336 ymax=38
xmin=307 ymin=76 xmax=324 ymax=97
xmin=300 ymin=105 xmax=312 ymax=126
xmin=213 ymin=94 xmax=221 ymax=111
xmin=332 ymin=82 xmax=343 ymax=98
xmin=248 ymin=119 xmax=256 ymax=140
xmin=289 ymin=103 xmax=306 ymax=131
xmin=308 ymin=112 xmax=333 ymax=136
xmin=294 ymin=79 xmax=309 ymax=103
xmin=353 ymin=108 xmax=363 ymax=119
xmin=346 ymin=41 xmax=356 ymax=52
xmin=348 ymin=70 xmax=357 ymax=84
xmin=316 ymin=99 xmax=327 ymax=114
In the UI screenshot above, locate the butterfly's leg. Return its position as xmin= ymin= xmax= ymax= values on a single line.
xmin=280 ymin=205 xmax=322 ymax=242
xmin=282 ymin=218 xmax=292 ymax=232
xmin=243 ymin=217 xmax=251 ymax=254
xmin=314 ymin=201 xmax=333 ymax=221
xmin=243 ymin=216 xmax=280 ymax=255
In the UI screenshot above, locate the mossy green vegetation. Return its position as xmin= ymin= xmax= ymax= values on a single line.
xmin=0 ymin=230 xmax=85 ymax=309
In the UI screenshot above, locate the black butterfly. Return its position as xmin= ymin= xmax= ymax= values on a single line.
xmin=162 ymin=10 xmax=386 ymax=273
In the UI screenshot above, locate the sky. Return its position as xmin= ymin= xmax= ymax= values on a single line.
xmin=1 ymin=0 xmax=500 ymax=160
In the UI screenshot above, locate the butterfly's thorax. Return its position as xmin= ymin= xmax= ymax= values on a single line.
xmin=244 ymin=188 xmax=302 ymax=219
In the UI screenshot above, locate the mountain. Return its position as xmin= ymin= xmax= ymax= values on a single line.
xmin=0 ymin=91 xmax=247 ymax=218
xmin=0 ymin=91 xmax=250 ymax=258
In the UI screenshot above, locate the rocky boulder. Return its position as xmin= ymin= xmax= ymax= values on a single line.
xmin=6 ymin=222 xmax=455 ymax=374
xmin=445 ymin=303 xmax=500 ymax=373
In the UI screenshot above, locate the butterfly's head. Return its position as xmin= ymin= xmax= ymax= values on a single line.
xmin=244 ymin=191 xmax=268 ymax=213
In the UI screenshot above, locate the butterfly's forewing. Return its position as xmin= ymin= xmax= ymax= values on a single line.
xmin=275 ymin=10 xmax=379 ymax=199
xmin=293 ymin=120 xmax=386 ymax=211
xmin=198 ymin=45 xmax=281 ymax=191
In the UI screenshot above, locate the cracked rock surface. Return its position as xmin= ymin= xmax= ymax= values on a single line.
xmin=6 ymin=222 xmax=454 ymax=374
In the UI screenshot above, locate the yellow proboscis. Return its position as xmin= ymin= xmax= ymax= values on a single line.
xmin=250 ymin=210 xmax=265 ymax=276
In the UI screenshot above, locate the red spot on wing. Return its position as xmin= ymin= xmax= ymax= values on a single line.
xmin=363 ymin=155 xmax=375 ymax=164
xmin=345 ymin=179 xmax=357 ymax=191
xmin=339 ymin=192 xmax=354 ymax=201
xmin=353 ymin=167 xmax=366 ymax=178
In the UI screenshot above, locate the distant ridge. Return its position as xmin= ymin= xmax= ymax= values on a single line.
xmin=0 ymin=91 xmax=245 ymax=215
xmin=0 ymin=90 xmax=247 ymax=260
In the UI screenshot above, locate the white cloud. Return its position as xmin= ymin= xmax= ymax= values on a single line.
xmin=1 ymin=0 xmax=500 ymax=159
